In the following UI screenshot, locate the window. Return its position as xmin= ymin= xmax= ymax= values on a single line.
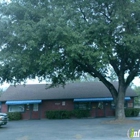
xmin=74 ymin=102 xmax=91 ymax=110
xmin=33 ymin=104 xmax=38 ymax=111
xmin=9 ymin=105 xmax=24 ymax=112
xmin=111 ymin=101 xmax=115 ymax=109
xmin=128 ymin=103 xmax=133 ymax=108
xmin=62 ymin=101 xmax=65 ymax=106
xmin=98 ymin=102 xmax=104 ymax=109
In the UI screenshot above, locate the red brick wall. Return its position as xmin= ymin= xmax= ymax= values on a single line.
xmin=21 ymin=105 xmax=31 ymax=120
xmin=30 ymin=104 xmax=41 ymax=120
xmin=41 ymin=100 xmax=74 ymax=118
xmin=22 ymin=110 xmax=30 ymax=120
xmin=1 ymin=103 xmax=8 ymax=113
xmin=90 ymin=102 xmax=115 ymax=117
xmin=105 ymin=102 xmax=115 ymax=117
xmin=127 ymin=98 xmax=134 ymax=108
xmin=21 ymin=104 xmax=42 ymax=120
xmin=90 ymin=102 xmax=97 ymax=117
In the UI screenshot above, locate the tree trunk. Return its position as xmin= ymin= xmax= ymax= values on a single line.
xmin=115 ymin=84 xmax=126 ymax=120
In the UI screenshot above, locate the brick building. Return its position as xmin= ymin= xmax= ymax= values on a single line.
xmin=0 ymin=82 xmax=137 ymax=120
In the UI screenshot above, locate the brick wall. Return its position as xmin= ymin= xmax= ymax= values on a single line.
xmin=90 ymin=102 xmax=97 ymax=117
xmin=104 ymin=102 xmax=115 ymax=117
xmin=1 ymin=103 xmax=8 ymax=113
xmin=21 ymin=105 xmax=31 ymax=120
xmin=41 ymin=100 xmax=74 ymax=118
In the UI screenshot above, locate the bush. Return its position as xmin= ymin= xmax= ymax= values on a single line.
xmin=132 ymin=108 xmax=140 ymax=117
xmin=46 ymin=110 xmax=90 ymax=119
xmin=61 ymin=111 xmax=71 ymax=119
xmin=125 ymin=108 xmax=140 ymax=117
xmin=125 ymin=108 xmax=133 ymax=117
xmin=7 ymin=112 xmax=22 ymax=120
xmin=46 ymin=110 xmax=71 ymax=119
xmin=72 ymin=110 xmax=90 ymax=118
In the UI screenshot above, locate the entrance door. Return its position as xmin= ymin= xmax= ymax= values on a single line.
xmin=96 ymin=102 xmax=105 ymax=117
xmin=30 ymin=104 xmax=41 ymax=120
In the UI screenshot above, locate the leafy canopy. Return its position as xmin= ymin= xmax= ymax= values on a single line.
xmin=0 ymin=0 xmax=140 ymax=90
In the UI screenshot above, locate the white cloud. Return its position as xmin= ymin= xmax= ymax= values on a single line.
xmin=132 ymin=77 xmax=140 ymax=87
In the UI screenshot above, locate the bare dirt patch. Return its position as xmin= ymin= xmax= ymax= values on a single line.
xmin=102 ymin=119 xmax=139 ymax=124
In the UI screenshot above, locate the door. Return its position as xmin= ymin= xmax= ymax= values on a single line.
xmin=30 ymin=104 xmax=41 ymax=120
xmin=90 ymin=102 xmax=96 ymax=117
xmin=96 ymin=102 xmax=105 ymax=117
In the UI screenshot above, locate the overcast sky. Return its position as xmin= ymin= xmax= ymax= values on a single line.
xmin=0 ymin=77 xmax=140 ymax=91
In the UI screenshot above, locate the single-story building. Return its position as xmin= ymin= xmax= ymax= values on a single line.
xmin=0 ymin=82 xmax=137 ymax=120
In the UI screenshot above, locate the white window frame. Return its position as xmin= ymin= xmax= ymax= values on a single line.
xmin=62 ymin=101 xmax=66 ymax=106
xmin=33 ymin=104 xmax=38 ymax=111
xmin=9 ymin=105 xmax=24 ymax=112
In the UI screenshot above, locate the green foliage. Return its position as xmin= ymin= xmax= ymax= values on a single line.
xmin=0 ymin=0 xmax=140 ymax=119
xmin=7 ymin=112 xmax=22 ymax=120
xmin=125 ymin=109 xmax=133 ymax=117
xmin=72 ymin=110 xmax=90 ymax=118
xmin=125 ymin=108 xmax=140 ymax=117
xmin=46 ymin=110 xmax=90 ymax=119
xmin=46 ymin=110 xmax=71 ymax=119
xmin=132 ymin=108 xmax=140 ymax=117
xmin=0 ymin=0 xmax=140 ymax=87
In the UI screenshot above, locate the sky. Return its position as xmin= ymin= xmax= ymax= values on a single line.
xmin=1 ymin=77 xmax=140 ymax=91
xmin=132 ymin=77 xmax=140 ymax=87
xmin=0 ymin=78 xmax=47 ymax=91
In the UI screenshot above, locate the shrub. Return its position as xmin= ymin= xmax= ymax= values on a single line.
xmin=46 ymin=110 xmax=90 ymax=119
xmin=125 ymin=108 xmax=140 ymax=117
xmin=46 ymin=110 xmax=71 ymax=119
xmin=61 ymin=111 xmax=71 ymax=119
xmin=7 ymin=112 xmax=22 ymax=120
xmin=125 ymin=108 xmax=133 ymax=117
xmin=132 ymin=108 xmax=140 ymax=117
xmin=72 ymin=110 xmax=90 ymax=118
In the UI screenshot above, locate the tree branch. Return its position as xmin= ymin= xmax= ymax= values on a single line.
xmin=78 ymin=5 xmax=88 ymax=23
xmin=125 ymin=60 xmax=140 ymax=87
xmin=73 ymin=58 xmax=118 ymax=100
xmin=109 ymin=59 xmax=120 ymax=77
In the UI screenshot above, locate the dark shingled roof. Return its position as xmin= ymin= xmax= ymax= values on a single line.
xmin=0 ymin=82 xmax=137 ymax=101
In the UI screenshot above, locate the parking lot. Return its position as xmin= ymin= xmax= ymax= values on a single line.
xmin=0 ymin=117 xmax=140 ymax=140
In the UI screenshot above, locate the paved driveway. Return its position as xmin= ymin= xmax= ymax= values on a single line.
xmin=0 ymin=117 xmax=140 ymax=140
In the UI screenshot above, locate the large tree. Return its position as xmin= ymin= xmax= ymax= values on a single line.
xmin=0 ymin=0 xmax=140 ymax=120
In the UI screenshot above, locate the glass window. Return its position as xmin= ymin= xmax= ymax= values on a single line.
xmin=111 ymin=101 xmax=115 ymax=109
xmin=33 ymin=104 xmax=38 ymax=111
xmin=124 ymin=101 xmax=127 ymax=108
xmin=74 ymin=102 xmax=91 ymax=110
xmin=62 ymin=101 xmax=65 ymax=106
xmin=9 ymin=105 xmax=24 ymax=112
xmin=128 ymin=103 xmax=133 ymax=108
xmin=98 ymin=102 xmax=104 ymax=109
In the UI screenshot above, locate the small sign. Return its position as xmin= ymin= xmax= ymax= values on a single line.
xmin=55 ymin=103 xmax=60 ymax=105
